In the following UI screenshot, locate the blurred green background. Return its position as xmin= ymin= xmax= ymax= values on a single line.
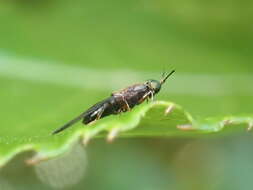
xmin=0 ymin=0 xmax=253 ymax=189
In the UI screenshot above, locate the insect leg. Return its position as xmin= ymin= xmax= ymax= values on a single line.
xmin=96 ymin=104 xmax=106 ymax=120
xmin=87 ymin=104 xmax=107 ymax=125
xmin=123 ymin=98 xmax=130 ymax=111
xmin=145 ymin=91 xmax=152 ymax=103
xmin=116 ymin=94 xmax=131 ymax=111
xmin=150 ymin=91 xmax=154 ymax=101
xmin=141 ymin=90 xmax=154 ymax=103
xmin=90 ymin=103 xmax=107 ymax=120
xmin=143 ymin=91 xmax=153 ymax=100
xmin=142 ymin=91 xmax=150 ymax=99
xmin=83 ymin=103 xmax=108 ymax=125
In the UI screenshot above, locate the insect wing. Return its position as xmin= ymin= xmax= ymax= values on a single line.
xmin=82 ymin=97 xmax=112 ymax=124
xmin=52 ymin=111 xmax=87 ymax=134
xmin=52 ymin=97 xmax=112 ymax=134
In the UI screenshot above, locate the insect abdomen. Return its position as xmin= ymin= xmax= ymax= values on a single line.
xmin=82 ymin=96 xmax=120 ymax=124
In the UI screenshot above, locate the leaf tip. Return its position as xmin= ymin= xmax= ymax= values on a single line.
xmin=82 ymin=135 xmax=91 ymax=146
xmin=222 ymin=119 xmax=233 ymax=126
xmin=164 ymin=105 xmax=174 ymax=116
xmin=247 ymin=122 xmax=253 ymax=132
xmin=107 ymin=128 xmax=120 ymax=143
xmin=25 ymin=154 xmax=47 ymax=166
xmin=177 ymin=124 xmax=194 ymax=131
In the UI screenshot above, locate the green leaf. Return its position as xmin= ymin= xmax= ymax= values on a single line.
xmin=0 ymin=0 xmax=253 ymax=170
xmin=0 ymin=92 xmax=252 ymax=168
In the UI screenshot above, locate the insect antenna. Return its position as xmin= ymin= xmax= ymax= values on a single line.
xmin=160 ymin=70 xmax=175 ymax=85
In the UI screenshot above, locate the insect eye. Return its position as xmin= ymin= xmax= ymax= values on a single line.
xmin=150 ymin=82 xmax=156 ymax=89
xmin=145 ymin=81 xmax=151 ymax=86
xmin=150 ymin=80 xmax=161 ymax=93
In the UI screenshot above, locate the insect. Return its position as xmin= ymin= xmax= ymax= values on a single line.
xmin=52 ymin=70 xmax=175 ymax=134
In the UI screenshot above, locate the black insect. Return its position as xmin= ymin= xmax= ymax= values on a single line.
xmin=52 ymin=70 xmax=175 ymax=134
